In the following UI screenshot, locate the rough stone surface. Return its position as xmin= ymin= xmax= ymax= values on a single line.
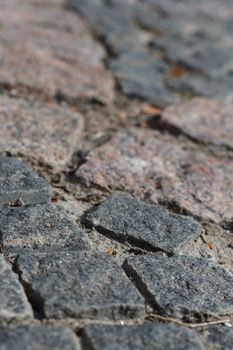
xmin=67 ymin=0 xmax=176 ymax=106
xmin=109 ymin=50 xmax=177 ymax=107
xmin=201 ymin=325 xmax=233 ymax=350
xmin=0 ymin=325 xmax=80 ymax=350
xmin=0 ymin=156 xmax=51 ymax=205
xmin=0 ymin=1 xmax=232 ymax=349
xmin=162 ymin=98 xmax=233 ymax=150
xmin=67 ymin=0 xmax=233 ymax=105
xmin=124 ymin=255 xmax=233 ymax=321
xmin=76 ymin=129 xmax=233 ymax=225
xmin=0 ymin=96 xmax=84 ymax=170
xmin=0 ymin=204 xmax=89 ymax=256
xmin=181 ymin=223 xmax=233 ymax=272
xmin=0 ymin=254 xmax=33 ymax=321
xmin=0 ymin=0 xmax=114 ymax=104
xmin=83 ymin=192 xmax=202 ymax=254
xmin=16 ymin=251 xmax=145 ymax=320
xmin=82 ymin=323 xmax=204 ymax=350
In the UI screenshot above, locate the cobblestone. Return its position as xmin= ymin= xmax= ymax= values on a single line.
xmin=0 ymin=204 xmax=89 ymax=256
xmin=82 ymin=323 xmax=204 ymax=350
xmin=124 ymin=255 xmax=233 ymax=321
xmin=76 ymin=129 xmax=233 ymax=224
xmin=83 ymin=192 xmax=202 ymax=254
xmin=16 ymin=251 xmax=145 ymax=320
xmin=201 ymin=325 xmax=233 ymax=350
xmin=0 ymin=254 xmax=33 ymax=321
xmin=0 ymin=325 xmax=80 ymax=350
xmin=0 ymin=96 xmax=84 ymax=171
xmin=0 ymin=0 xmax=114 ymax=104
xmin=0 ymin=157 xmax=51 ymax=205
xmin=162 ymin=98 xmax=233 ymax=150
xmin=0 ymin=0 xmax=232 ymax=349
xmin=68 ymin=0 xmax=233 ymax=105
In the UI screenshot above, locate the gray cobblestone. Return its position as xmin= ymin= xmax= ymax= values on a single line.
xmin=201 ymin=325 xmax=233 ymax=350
xmin=0 ymin=325 xmax=80 ymax=350
xmin=0 ymin=1 xmax=232 ymax=349
xmin=83 ymin=192 xmax=202 ymax=254
xmin=16 ymin=251 xmax=145 ymax=320
xmin=0 ymin=157 xmax=51 ymax=205
xmin=67 ymin=0 xmax=233 ymax=105
xmin=0 ymin=204 xmax=89 ymax=256
xmin=0 ymin=254 xmax=33 ymax=321
xmin=82 ymin=323 xmax=204 ymax=350
xmin=124 ymin=255 xmax=233 ymax=321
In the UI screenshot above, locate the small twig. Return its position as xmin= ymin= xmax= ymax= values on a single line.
xmin=147 ymin=314 xmax=232 ymax=328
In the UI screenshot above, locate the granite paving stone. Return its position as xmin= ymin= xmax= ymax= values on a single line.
xmin=82 ymin=323 xmax=204 ymax=350
xmin=108 ymin=50 xmax=177 ymax=107
xmin=0 ymin=96 xmax=84 ymax=171
xmin=124 ymin=255 xmax=233 ymax=321
xmin=83 ymin=192 xmax=202 ymax=254
xmin=76 ymin=129 xmax=233 ymax=224
xmin=67 ymin=0 xmax=176 ymax=106
xmin=0 ymin=254 xmax=33 ymax=321
xmin=167 ymin=74 xmax=233 ymax=101
xmin=0 ymin=204 xmax=89 ymax=256
xmin=15 ymin=251 xmax=145 ymax=320
xmin=201 ymin=325 xmax=233 ymax=350
xmin=0 ymin=156 xmax=51 ymax=205
xmin=0 ymin=325 xmax=81 ymax=350
xmin=67 ymin=0 xmax=233 ymax=105
xmin=0 ymin=1 xmax=232 ymax=350
xmin=162 ymin=98 xmax=233 ymax=150
xmin=0 ymin=0 xmax=114 ymax=104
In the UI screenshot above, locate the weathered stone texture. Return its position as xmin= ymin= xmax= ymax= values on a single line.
xmin=0 ymin=0 xmax=114 ymax=104
xmin=182 ymin=224 xmax=233 ymax=272
xmin=76 ymin=130 xmax=233 ymax=224
xmin=0 ymin=204 xmax=89 ymax=256
xmin=84 ymin=192 xmax=202 ymax=254
xmin=124 ymin=255 xmax=233 ymax=321
xmin=201 ymin=325 xmax=233 ymax=350
xmin=0 ymin=325 xmax=81 ymax=350
xmin=16 ymin=251 xmax=145 ymax=320
xmin=0 ymin=254 xmax=33 ymax=321
xmin=0 ymin=96 xmax=84 ymax=170
xmin=0 ymin=156 xmax=51 ymax=205
xmin=82 ymin=323 xmax=204 ymax=350
xmin=68 ymin=0 xmax=233 ymax=105
xmin=162 ymin=98 xmax=233 ymax=150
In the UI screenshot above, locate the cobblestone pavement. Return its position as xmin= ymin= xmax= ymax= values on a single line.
xmin=0 ymin=0 xmax=233 ymax=349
